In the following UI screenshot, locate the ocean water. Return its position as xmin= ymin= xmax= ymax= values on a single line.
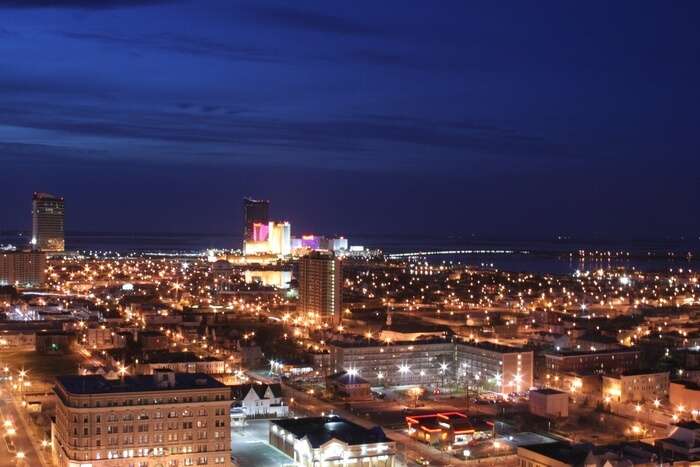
xmin=1 ymin=231 xmax=698 ymax=275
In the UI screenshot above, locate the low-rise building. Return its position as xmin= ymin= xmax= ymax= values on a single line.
xmin=52 ymin=369 xmax=232 ymax=467
xmin=602 ymin=370 xmax=669 ymax=403
xmin=655 ymin=421 xmax=700 ymax=462
xmin=0 ymin=329 xmax=35 ymax=349
xmin=529 ymin=388 xmax=569 ymax=418
xmin=84 ymin=326 xmax=120 ymax=350
xmin=669 ymin=380 xmax=700 ymax=412
xmin=137 ymin=351 xmax=227 ymax=375
xmin=517 ymin=442 xmax=591 ymax=467
xmin=270 ymin=416 xmax=395 ymax=467
xmin=406 ymin=412 xmax=492 ymax=448
xmin=326 ymin=371 xmax=372 ymax=401
xmin=36 ymin=330 xmax=75 ymax=354
xmin=328 ymin=337 xmax=454 ymax=386
xmin=574 ymin=333 xmax=624 ymax=352
xmin=328 ymin=337 xmax=534 ymax=391
xmin=231 ymin=383 xmax=288 ymax=417
xmin=137 ymin=330 xmax=169 ymax=350
xmin=519 ymin=441 xmax=669 ymax=467
xmin=455 ymin=340 xmax=534 ymax=394
xmin=544 ymin=372 xmax=602 ymax=398
xmin=104 ymin=350 xmax=228 ymax=376
xmin=544 ymin=348 xmax=641 ymax=376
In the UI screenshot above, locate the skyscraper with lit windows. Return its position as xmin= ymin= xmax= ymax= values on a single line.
xmin=243 ymin=198 xmax=269 ymax=246
xmin=298 ymin=251 xmax=342 ymax=326
xmin=32 ymin=192 xmax=65 ymax=252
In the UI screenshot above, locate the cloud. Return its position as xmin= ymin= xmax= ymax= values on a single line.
xmin=244 ymin=4 xmax=381 ymax=37
xmin=0 ymin=141 xmax=110 ymax=165
xmin=57 ymin=31 xmax=280 ymax=62
xmin=0 ymin=90 xmax=580 ymax=173
xmin=0 ymin=0 xmax=177 ymax=8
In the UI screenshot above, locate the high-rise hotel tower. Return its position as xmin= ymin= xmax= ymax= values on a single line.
xmin=243 ymin=198 xmax=269 ymax=246
xmin=298 ymin=251 xmax=342 ymax=326
xmin=32 ymin=192 xmax=65 ymax=251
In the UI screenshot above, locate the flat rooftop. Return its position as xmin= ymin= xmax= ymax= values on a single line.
xmin=545 ymin=348 xmax=640 ymax=357
xmin=139 ymin=351 xmax=221 ymax=364
xmin=531 ymin=388 xmax=567 ymax=395
xmin=519 ymin=442 xmax=591 ymax=465
xmin=56 ymin=372 xmax=226 ymax=395
xmin=272 ymin=416 xmax=389 ymax=447
xmin=329 ymin=336 xmax=452 ymax=348
xmin=456 ymin=339 xmax=530 ymax=354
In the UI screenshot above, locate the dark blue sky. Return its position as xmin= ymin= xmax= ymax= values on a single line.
xmin=1 ymin=0 xmax=698 ymax=239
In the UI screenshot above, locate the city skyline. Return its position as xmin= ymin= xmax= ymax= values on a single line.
xmin=1 ymin=188 xmax=699 ymax=246
xmin=1 ymin=1 xmax=699 ymax=238
xmin=2 ymin=4 xmax=700 ymax=466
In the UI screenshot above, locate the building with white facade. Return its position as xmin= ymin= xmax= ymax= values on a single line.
xmin=529 ymin=388 xmax=569 ymax=418
xmin=230 ymin=383 xmax=288 ymax=417
xmin=270 ymin=416 xmax=395 ymax=467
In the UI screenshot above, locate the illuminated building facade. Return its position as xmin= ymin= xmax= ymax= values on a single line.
xmin=529 ymin=388 xmax=569 ymax=418
xmin=298 ymin=251 xmax=342 ymax=325
xmin=544 ymin=348 xmax=641 ymax=376
xmin=602 ymin=370 xmax=669 ymax=403
xmin=406 ymin=412 xmax=491 ymax=447
xmin=32 ymin=192 xmax=65 ymax=251
xmin=268 ymin=221 xmax=291 ymax=255
xmin=244 ymin=270 xmax=292 ymax=289
xmin=292 ymin=235 xmax=349 ymax=253
xmin=270 ymin=416 xmax=395 ymax=467
xmin=670 ymin=381 xmax=700 ymax=412
xmin=0 ymin=250 xmax=47 ymax=286
xmin=52 ymin=370 xmax=231 ymax=467
xmin=243 ymin=197 xmax=269 ymax=245
xmin=299 ymin=235 xmax=321 ymax=250
xmin=455 ymin=341 xmax=534 ymax=394
xmin=328 ymin=338 xmax=454 ymax=386
xmin=244 ymin=221 xmax=291 ymax=256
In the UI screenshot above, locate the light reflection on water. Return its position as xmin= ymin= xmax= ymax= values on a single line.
xmin=1 ymin=232 xmax=698 ymax=275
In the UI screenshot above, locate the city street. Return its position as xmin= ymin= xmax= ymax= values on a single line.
xmin=0 ymin=390 xmax=43 ymax=467
xmin=231 ymin=420 xmax=294 ymax=467
xmin=283 ymin=383 xmax=519 ymax=467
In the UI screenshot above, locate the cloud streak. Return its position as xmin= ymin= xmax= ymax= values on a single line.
xmin=0 ymin=92 xmax=580 ymax=173
xmin=0 ymin=0 xmax=178 ymax=9
xmin=244 ymin=4 xmax=382 ymax=37
xmin=57 ymin=31 xmax=281 ymax=63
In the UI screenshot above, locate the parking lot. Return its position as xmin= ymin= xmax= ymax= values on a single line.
xmin=231 ymin=419 xmax=294 ymax=467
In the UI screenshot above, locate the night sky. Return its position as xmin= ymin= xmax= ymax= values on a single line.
xmin=1 ymin=1 xmax=699 ymax=239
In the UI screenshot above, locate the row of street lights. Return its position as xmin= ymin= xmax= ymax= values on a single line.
xmin=1 ymin=364 xmax=55 ymax=464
